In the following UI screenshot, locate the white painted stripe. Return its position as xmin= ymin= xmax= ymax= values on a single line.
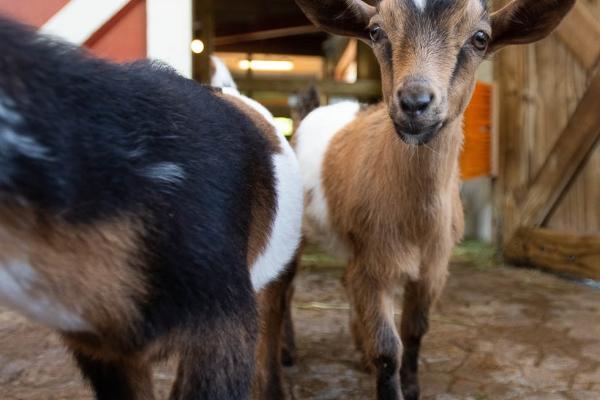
xmin=41 ymin=0 xmax=131 ymax=45
xmin=146 ymin=0 xmax=193 ymax=78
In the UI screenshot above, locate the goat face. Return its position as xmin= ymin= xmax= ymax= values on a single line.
xmin=296 ymin=0 xmax=575 ymax=145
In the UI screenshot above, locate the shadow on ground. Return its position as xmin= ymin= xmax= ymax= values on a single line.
xmin=1 ymin=245 xmax=599 ymax=399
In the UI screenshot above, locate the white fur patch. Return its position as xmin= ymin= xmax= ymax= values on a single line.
xmin=250 ymin=131 xmax=303 ymax=291
xmin=0 ymin=129 xmax=50 ymax=160
xmin=0 ymin=260 xmax=91 ymax=331
xmin=294 ymin=101 xmax=361 ymax=259
xmin=0 ymin=99 xmax=22 ymax=126
xmin=141 ymin=162 xmax=186 ymax=184
xmin=412 ymin=0 xmax=427 ymax=11
xmin=0 ymin=95 xmax=50 ymax=161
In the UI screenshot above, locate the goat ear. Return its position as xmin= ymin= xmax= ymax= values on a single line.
xmin=295 ymin=0 xmax=376 ymax=40
xmin=488 ymin=0 xmax=575 ymax=54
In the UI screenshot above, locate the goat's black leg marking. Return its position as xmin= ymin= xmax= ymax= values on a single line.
xmin=255 ymin=252 xmax=300 ymax=399
xmin=400 ymin=280 xmax=432 ymax=400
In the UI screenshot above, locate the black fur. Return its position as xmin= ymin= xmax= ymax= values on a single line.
xmin=0 ymin=15 xmax=276 ymax=399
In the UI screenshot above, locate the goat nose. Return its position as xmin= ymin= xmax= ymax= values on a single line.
xmin=399 ymin=87 xmax=434 ymax=117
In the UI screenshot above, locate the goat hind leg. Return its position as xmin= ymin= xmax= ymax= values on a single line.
xmin=169 ymin=319 xmax=257 ymax=400
xmin=254 ymin=257 xmax=299 ymax=400
xmin=280 ymin=251 xmax=300 ymax=367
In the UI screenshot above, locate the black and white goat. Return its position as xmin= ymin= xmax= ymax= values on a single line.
xmin=0 ymin=16 xmax=302 ymax=400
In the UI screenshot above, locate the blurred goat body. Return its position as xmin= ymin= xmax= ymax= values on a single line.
xmin=0 ymin=17 xmax=302 ymax=400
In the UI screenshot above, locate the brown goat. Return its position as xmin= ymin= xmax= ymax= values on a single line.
xmin=269 ymin=1 xmax=576 ymax=400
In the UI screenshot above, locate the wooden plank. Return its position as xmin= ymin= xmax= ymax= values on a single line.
xmin=334 ymin=39 xmax=357 ymax=81
xmin=236 ymin=77 xmax=381 ymax=98
xmin=517 ymin=68 xmax=600 ymax=229
xmin=547 ymin=142 xmax=600 ymax=235
xmin=493 ymin=44 xmax=529 ymax=245
xmin=556 ymin=1 xmax=600 ymax=70
xmin=505 ymin=227 xmax=600 ymax=280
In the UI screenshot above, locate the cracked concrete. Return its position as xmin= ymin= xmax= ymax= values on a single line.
xmin=0 ymin=255 xmax=599 ymax=399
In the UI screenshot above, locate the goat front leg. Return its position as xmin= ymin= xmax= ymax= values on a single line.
xmin=400 ymin=260 xmax=449 ymax=400
xmin=346 ymin=261 xmax=403 ymax=400
xmin=73 ymin=351 xmax=155 ymax=400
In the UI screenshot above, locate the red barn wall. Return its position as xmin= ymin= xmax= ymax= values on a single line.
xmin=0 ymin=0 xmax=70 ymax=27
xmin=85 ymin=0 xmax=146 ymax=62
xmin=0 ymin=0 xmax=147 ymax=62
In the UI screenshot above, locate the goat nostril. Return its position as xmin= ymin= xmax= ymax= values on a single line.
xmin=399 ymin=91 xmax=434 ymax=116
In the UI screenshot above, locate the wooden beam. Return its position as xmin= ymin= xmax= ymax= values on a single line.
xmin=505 ymin=227 xmax=600 ymax=280
xmin=516 ymin=68 xmax=600 ymax=229
xmin=334 ymin=39 xmax=357 ymax=81
xmin=215 ymin=25 xmax=318 ymax=46
xmin=493 ymin=44 xmax=530 ymax=245
xmin=236 ymin=78 xmax=381 ymax=98
xmin=556 ymin=2 xmax=600 ymax=70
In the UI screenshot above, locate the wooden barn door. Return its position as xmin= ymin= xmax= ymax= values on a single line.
xmin=495 ymin=1 xmax=600 ymax=280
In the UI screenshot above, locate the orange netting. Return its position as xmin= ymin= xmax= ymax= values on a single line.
xmin=460 ymin=82 xmax=492 ymax=180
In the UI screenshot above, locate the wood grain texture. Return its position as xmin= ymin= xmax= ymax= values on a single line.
xmin=493 ymin=43 xmax=529 ymax=244
xmin=517 ymin=68 xmax=600 ymax=229
xmin=494 ymin=0 xmax=600 ymax=254
xmin=505 ymin=227 xmax=600 ymax=280
xmin=556 ymin=1 xmax=600 ymax=70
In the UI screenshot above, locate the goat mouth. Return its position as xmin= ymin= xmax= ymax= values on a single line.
xmin=393 ymin=121 xmax=443 ymax=145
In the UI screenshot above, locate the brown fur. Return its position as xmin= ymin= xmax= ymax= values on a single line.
xmin=253 ymin=250 xmax=301 ymax=400
xmin=218 ymin=93 xmax=281 ymax=269
xmin=0 ymin=205 xmax=147 ymax=343
xmin=168 ymin=318 xmax=257 ymax=399
xmin=323 ymin=105 xmax=463 ymax=287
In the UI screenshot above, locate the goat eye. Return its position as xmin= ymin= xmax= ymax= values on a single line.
xmin=471 ymin=31 xmax=489 ymax=51
xmin=369 ymin=26 xmax=384 ymax=42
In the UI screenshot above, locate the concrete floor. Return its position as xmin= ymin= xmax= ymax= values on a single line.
xmin=1 ymin=251 xmax=599 ymax=399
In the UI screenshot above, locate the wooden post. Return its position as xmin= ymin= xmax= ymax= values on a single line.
xmin=356 ymin=41 xmax=380 ymax=102
xmin=192 ymin=0 xmax=214 ymax=83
